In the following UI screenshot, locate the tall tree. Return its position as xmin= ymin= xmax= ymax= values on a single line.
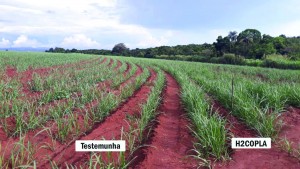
xmin=236 ymin=29 xmax=262 ymax=57
xmin=213 ymin=36 xmax=230 ymax=56
xmin=228 ymin=31 xmax=238 ymax=53
xmin=237 ymin=29 xmax=261 ymax=43
xmin=112 ymin=43 xmax=129 ymax=55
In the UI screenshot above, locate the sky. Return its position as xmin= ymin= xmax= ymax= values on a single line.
xmin=1 ymin=0 xmax=300 ymax=49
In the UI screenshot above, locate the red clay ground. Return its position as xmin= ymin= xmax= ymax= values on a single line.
xmin=279 ymin=107 xmax=300 ymax=149
xmin=114 ymin=60 xmax=122 ymax=70
xmin=210 ymin=99 xmax=300 ymax=169
xmin=37 ymin=68 xmax=157 ymax=168
xmin=131 ymin=73 xmax=198 ymax=169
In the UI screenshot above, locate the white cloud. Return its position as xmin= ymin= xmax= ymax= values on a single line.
xmin=1 ymin=0 xmax=300 ymax=49
xmin=12 ymin=35 xmax=39 ymax=47
xmin=267 ymin=20 xmax=300 ymax=37
xmin=61 ymin=34 xmax=101 ymax=49
xmin=0 ymin=0 xmax=178 ymax=49
xmin=137 ymin=30 xmax=174 ymax=47
xmin=0 ymin=38 xmax=10 ymax=47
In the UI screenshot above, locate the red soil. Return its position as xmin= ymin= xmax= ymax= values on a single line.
xmin=279 ymin=107 xmax=300 ymax=149
xmin=107 ymin=58 xmax=114 ymax=67
xmin=37 ymin=68 xmax=157 ymax=168
xmin=5 ymin=66 xmax=17 ymax=78
xmin=114 ymin=60 xmax=122 ymax=70
xmin=131 ymin=73 xmax=198 ymax=169
xmin=210 ymin=99 xmax=300 ymax=169
xmin=100 ymin=57 xmax=107 ymax=64
xmin=20 ymin=67 xmax=54 ymax=97
xmin=123 ymin=63 xmax=131 ymax=76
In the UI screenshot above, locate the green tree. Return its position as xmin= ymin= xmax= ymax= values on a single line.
xmin=227 ymin=31 xmax=238 ymax=53
xmin=112 ymin=43 xmax=129 ymax=55
xmin=213 ymin=36 xmax=230 ymax=56
xmin=236 ymin=29 xmax=262 ymax=58
xmin=273 ymin=37 xmax=286 ymax=54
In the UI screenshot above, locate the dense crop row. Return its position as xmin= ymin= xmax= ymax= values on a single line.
xmin=111 ymin=55 xmax=300 ymax=166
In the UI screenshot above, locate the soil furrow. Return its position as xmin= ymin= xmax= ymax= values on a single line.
xmin=131 ymin=73 xmax=197 ymax=169
xmin=38 ymin=68 xmax=157 ymax=168
xmin=107 ymin=58 xmax=114 ymax=67
xmin=114 ymin=60 xmax=122 ymax=71
xmin=209 ymin=98 xmax=300 ymax=169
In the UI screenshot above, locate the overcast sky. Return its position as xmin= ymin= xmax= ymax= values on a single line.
xmin=1 ymin=0 xmax=300 ymax=49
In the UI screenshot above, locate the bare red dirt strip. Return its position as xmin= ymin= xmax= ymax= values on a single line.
xmin=114 ymin=60 xmax=122 ymax=70
xmin=37 ymin=68 xmax=157 ymax=168
xmin=5 ymin=66 xmax=17 ymax=78
xmin=279 ymin=107 xmax=300 ymax=149
xmin=132 ymin=73 xmax=197 ymax=169
xmin=210 ymin=99 xmax=300 ymax=169
xmin=107 ymin=58 xmax=114 ymax=67
xmin=123 ymin=63 xmax=131 ymax=75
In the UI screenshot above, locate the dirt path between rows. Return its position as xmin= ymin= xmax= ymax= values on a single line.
xmin=210 ymin=99 xmax=300 ymax=169
xmin=114 ymin=60 xmax=122 ymax=70
xmin=131 ymin=73 xmax=197 ymax=169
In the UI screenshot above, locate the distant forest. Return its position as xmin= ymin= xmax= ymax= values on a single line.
xmin=46 ymin=29 xmax=300 ymax=69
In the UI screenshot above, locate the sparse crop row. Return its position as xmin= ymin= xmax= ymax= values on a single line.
xmin=69 ymin=66 xmax=163 ymax=168
xmin=0 ymin=58 xmax=108 ymax=119
xmin=60 ymin=66 xmax=150 ymax=142
xmin=0 ymin=57 xmax=106 ymax=110
xmin=0 ymin=60 xmax=151 ymax=167
xmin=0 ymin=58 xmax=126 ymax=137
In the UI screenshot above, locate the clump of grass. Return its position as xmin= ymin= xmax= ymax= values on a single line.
xmin=278 ymin=138 xmax=300 ymax=160
xmin=5 ymin=136 xmax=37 ymax=168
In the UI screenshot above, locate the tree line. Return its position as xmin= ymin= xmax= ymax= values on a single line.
xmin=213 ymin=29 xmax=300 ymax=60
xmin=46 ymin=29 xmax=300 ymax=61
